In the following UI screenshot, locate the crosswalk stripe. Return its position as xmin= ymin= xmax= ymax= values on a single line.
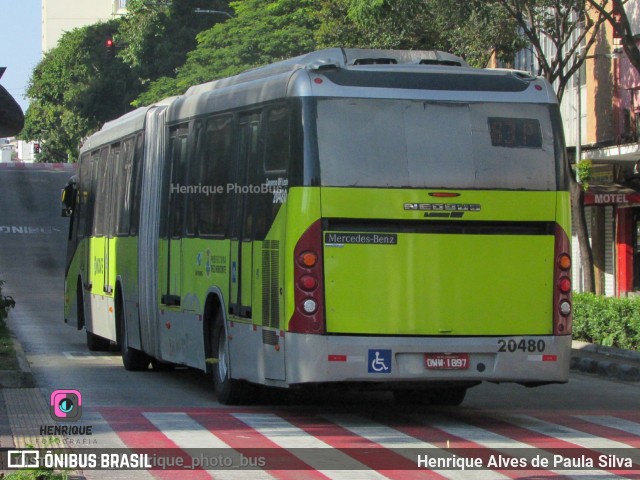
xmin=321 ymin=414 xmax=507 ymax=480
xmin=578 ymin=415 xmax=640 ymax=440
xmin=411 ymin=414 xmax=610 ymax=478
xmin=100 ymin=409 xmax=207 ymax=480
xmin=144 ymin=412 xmax=275 ymax=480
xmin=189 ymin=410 xmax=330 ymax=479
xmin=541 ymin=415 xmax=640 ymax=450
xmin=95 ymin=408 xmax=640 ymax=478
xmin=232 ymin=413 xmax=390 ymax=479
xmin=281 ymin=413 xmax=442 ymax=480
xmin=499 ymin=414 xmax=631 ymax=477
xmin=80 ymin=411 xmax=155 ymax=480
xmin=504 ymin=414 xmax=634 ymax=450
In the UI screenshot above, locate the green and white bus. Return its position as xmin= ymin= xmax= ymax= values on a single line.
xmin=63 ymin=48 xmax=572 ymax=405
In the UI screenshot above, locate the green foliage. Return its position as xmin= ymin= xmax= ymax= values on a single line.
xmin=576 ymin=159 xmax=592 ymax=190
xmin=573 ymin=293 xmax=640 ymax=350
xmin=316 ymin=0 xmax=526 ymax=68
xmin=135 ymin=0 xmax=321 ymax=105
xmin=316 ymin=0 xmax=437 ymax=52
xmin=117 ymin=0 xmax=230 ymax=84
xmin=21 ymin=21 xmax=141 ymax=162
xmin=0 ymin=279 xmax=17 ymax=371
xmin=4 ymin=470 xmax=68 ymax=480
xmin=0 ymin=279 xmax=15 ymax=321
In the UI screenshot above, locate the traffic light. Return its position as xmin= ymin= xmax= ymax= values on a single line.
xmin=105 ymin=38 xmax=115 ymax=57
xmin=33 ymin=143 xmax=40 ymax=154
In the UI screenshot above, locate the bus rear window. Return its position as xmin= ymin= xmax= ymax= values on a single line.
xmin=315 ymin=98 xmax=558 ymax=191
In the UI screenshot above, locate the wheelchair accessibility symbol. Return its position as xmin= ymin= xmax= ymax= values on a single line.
xmin=368 ymin=349 xmax=391 ymax=373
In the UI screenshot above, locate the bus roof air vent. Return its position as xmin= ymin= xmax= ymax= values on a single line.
xmin=308 ymin=60 xmax=340 ymax=72
xmin=512 ymin=71 xmax=536 ymax=81
xmin=418 ymin=59 xmax=463 ymax=67
xmin=350 ymin=58 xmax=399 ymax=65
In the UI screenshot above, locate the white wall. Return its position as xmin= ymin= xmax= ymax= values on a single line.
xmin=42 ymin=0 xmax=114 ymax=52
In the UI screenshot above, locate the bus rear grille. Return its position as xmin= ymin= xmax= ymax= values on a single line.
xmin=262 ymin=241 xmax=280 ymax=330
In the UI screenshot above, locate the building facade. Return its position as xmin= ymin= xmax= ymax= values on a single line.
xmin=576 ymin=1 xmax=640 ymax=297
xmin=42 ymin=0 xmax=127 ymax=53
xmin=505 ymin=2 xmax=640 ymax=296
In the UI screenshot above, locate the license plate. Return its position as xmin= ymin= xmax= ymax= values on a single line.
xmin=424 ymin=353 xmax=470 ymax=370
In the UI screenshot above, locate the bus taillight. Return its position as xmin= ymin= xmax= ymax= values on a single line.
xmin=553 ymin=224 xmax=572 ymax=335
xmin=288 ymin=220 xmax=325 ymax=334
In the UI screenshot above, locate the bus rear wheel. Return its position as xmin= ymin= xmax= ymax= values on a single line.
xmin=393 ymin=386 xmax=467 ymax=406
xmin=118 ymin=297 xmax=149 ymax=371
xmin=212 ymin=322 xmax=257 ymax=405
xmin=86 ymin=331 xmax=110 ymax=351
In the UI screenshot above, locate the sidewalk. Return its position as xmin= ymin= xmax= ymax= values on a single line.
xmin=570 ymin=340 xmax=640 ymax=381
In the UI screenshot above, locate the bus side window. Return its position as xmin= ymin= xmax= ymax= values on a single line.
xmin=116 ymin=136 xmax=135 ymax=236
xmin=86 ymin=151 xmax=100 ymax=238
xmin=107 ymin=144 xmax=121 ymax=238
xmin=185 ymin=121 xmax=203 ymax=237
xmin=93 ymin=147 xmax=111 ymax=237
xmin=264 ymin=106 xmax=289 ymax=173
xmin=164 ymin=126 xmax=189 ymax=239
xmin=77 ymin=153 xmax=91 ymax=239
xmin=251 ymin=105 xmax=290 ymax=240
xmin=130 ymin=133 xmax=143 ymax=235
xmin=194 ymin=115 xmax=233 ymax=237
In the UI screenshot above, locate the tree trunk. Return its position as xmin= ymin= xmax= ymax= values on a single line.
xmin=570 ymin=178 xmax=595 ymax=293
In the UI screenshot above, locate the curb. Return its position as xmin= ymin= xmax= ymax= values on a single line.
xmin=0 ymin=334 xmax=35 ymax=388
xmin=571 ymin=340 xmax=640 ymax=382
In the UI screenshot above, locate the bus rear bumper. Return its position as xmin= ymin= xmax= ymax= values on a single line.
xmin=284 ymin=334 xmax=571 ymax=385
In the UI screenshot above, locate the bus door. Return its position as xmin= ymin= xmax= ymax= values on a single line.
xmin=229 ymin=114 xmax=259 ymax=319
xmin=103 ymin=144 xmax=120 ymax=295
xmin=161 ymin=126 xmax=189 ymax=307
xmin=90 ymin=147 xmax=112 ymax=299
xmin=84 ymin=151 xmax=99 ymax=294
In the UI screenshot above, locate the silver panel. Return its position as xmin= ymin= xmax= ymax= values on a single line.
xmin=137 ymin=106 xmax=168 ymax=358
xmin=284 ymin=334 xmax=571 ymax=385
xmin=87 ymin=294 xmax=116 ymax=341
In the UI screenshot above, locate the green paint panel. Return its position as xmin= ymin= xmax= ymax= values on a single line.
xmin=324 ymin=233 xmax=554 ymax=335
xmin=320 ymin=188 xmax=557 ymax=222
xmin=321 ymin=188 xmax=561 ymax=336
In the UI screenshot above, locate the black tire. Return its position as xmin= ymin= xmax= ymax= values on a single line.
xmin=150 ymin=358 xmax=175 ymax=371
xmin=212 ymin=321 xmax=257 ymax=405
xmin=86 ymin=330 xmax=110 ymax=351
xmin=76 ymin=281 xmax=85 ymax=330
xmin=393 ymin=387 xmax=467 ymax=406
xmin=118 ymin=296 xmax=149 ymax=371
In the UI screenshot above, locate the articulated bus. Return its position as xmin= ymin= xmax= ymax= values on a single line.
xmin=63 ymin=48 xmax=572 ymax=405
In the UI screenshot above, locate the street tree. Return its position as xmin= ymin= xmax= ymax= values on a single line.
xmin=493 ymin=0 xmax=610 ymax=294
xmin=21 ymin=21 xmax=139 ymax=162
xmin=135 ymin=0 xmax=321 ymax=106
xmin=587 ymin=0 xmax=640 ymax=75
xmin=316 ymin=0 xmax=526 ymax=68
xmin=116 ymin=0 xmax=231 ymax=86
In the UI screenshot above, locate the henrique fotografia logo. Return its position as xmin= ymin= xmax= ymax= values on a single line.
xmin=50 ymin=389 xmax=82 ymax=422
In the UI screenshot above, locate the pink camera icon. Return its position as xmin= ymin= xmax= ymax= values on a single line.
xmin=50 ymin=389 xmax=82 ymax=422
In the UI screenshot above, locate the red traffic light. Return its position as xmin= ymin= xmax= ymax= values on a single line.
xmin=105 ymin=38 xmax=115 ymax=56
